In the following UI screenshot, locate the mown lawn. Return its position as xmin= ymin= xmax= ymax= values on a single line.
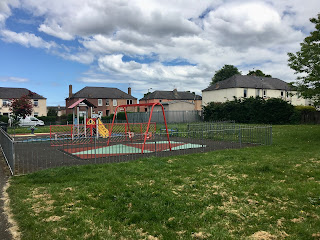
xmin=7 ymin=125 xmax=320 ymax=239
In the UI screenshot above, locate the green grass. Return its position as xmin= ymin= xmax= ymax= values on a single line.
xmin=7 ymin=126 xmax=51 ymax=134
xmin=7 ymin=125 xmax=320 ymax=239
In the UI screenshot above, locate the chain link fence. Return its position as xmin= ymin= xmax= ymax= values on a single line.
xmin=0 ymin=128 xmax=15 ymax=175
xmin=1 ymin=123 xmax=272 ymax=175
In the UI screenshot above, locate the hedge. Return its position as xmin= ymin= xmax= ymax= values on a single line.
xmin=203 ymin=97 xmax=298 ymax=124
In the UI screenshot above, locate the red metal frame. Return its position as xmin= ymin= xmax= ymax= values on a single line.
xmin=107 ymin=103 xmax=172 ymax=153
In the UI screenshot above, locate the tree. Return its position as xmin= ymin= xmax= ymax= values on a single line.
xmin=247 ymin=69 xmax=272 ymax=78
xmin=9 ymin=95 xmax=33 ymax=126
xmin=288 ymin=13 xmax=320 ymax=105
xmin=211 ymin=64 xmax=240 ymax=85
xmin=47 ymin=108 xmax=58 ymax=117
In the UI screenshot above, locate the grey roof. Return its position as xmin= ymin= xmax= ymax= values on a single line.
xmin=0 ymin=87 xmax=46 ymax=99
xmin=140 ymin=90 xmax=202 ymax=101
xmin=161 ymin=100 xmax=195 ymax=105
xmin=202 ymin=75 xmax=292 ymax=92
xmin=71 ymin=87 xmax=136 ymax=99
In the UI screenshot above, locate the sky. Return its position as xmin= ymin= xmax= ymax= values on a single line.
xmin=0 ymin=0 xmax=319 ymax=106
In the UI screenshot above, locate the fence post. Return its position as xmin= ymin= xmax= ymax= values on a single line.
xmin=12 ymin=139 xmax=15 ymax=175
xmin=239 ymin=128 xmax=242 ymax=148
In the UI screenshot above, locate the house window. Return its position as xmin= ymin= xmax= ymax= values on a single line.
xmin=127 ymin=99 xmax=133 ymax=105
xmin=34 ymin=100 xmax=38 ymax=107
xmin=286 ymin=92 xmax=289 ymax=98
xmin=145 ymin=108 xmax=147 ymax=112
xmin=34 ymin=112 xmax=39 ymax=117
xmin=106 ymin=99 xmax=109 ymax=106
xmin=113 ymin=99 xmax=117 ymax=106
xmin=106 ymin=110 xmax=110 ymax=116
xmin=256 ymin=89 xmax=260 ymax=97
xmin=2 ymin=99 xmax=10 ymax=107
xmin=159 ymin=100 xmax=162 ymax=102
xmin=244 ymin=89 xmax=247 ymax=98
xmin=281 ymin=91 xmax=284 ymax=97
xmin=98 ymin=99 xmax=102 ymax=106
xmin=263 ymin=90 xmax=267 ymax=98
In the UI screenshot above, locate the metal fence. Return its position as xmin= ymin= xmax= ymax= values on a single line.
xmin=0 ymin=128 xmax=14 ymax=175
xmin=0 ymin=123 xmax=272 ymax=175
xmin=127 ymin=110 xmax=202 ymax=123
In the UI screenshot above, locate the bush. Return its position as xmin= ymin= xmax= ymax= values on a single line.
xmin=203 ymin=97 xmax=297 ymax=124
xmin=0 ymin=115 xmax=9 ymax=123
xmin=38 ymin=116 xmax=58 ymax=125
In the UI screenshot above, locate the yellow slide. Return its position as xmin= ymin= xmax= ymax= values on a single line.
xmin=97 ymin=118 xmax=109 ymax=138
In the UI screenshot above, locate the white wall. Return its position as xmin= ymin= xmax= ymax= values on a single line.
xmin=202 ymin=88 xmax=312 ymax=106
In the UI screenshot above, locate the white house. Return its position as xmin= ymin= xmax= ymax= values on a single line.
xmin=202 ymin=75 xmax=312 ymax=106
xmin=0 ymin=87 xmax=47 ymax=117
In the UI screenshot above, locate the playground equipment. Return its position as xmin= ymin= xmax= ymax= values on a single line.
xmin=97 ymin=118 xmax=109 ymax=138
xmin=108 ymin=102 xmax=172 ymax=153
xmin=50 ymin=102 xmax=172 ymax=155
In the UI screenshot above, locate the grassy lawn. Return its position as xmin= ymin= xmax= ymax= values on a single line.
xmin=7 ymin=125 xmax=320 ymax=239
xmin=7 ymin=126 xmax=51 ymax=134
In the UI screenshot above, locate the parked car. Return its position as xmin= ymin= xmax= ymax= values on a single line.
xmin=19 ymin=116 xmax=45 ymax=127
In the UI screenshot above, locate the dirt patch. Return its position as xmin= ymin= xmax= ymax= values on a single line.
xmin=2 ymin=180 xmax=21 ymax=240
xmin=191 ymin=231 xmax=212 ymax=239
xmin=250 ymin=231 xmax=277 ymax=240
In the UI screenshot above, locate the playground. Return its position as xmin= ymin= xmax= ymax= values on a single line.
xmin=1 ymin=100 xmax=272 ymax=175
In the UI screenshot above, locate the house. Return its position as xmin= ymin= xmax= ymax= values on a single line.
xmin=153 ymin=100 xmax=196 ymax=112
xmin=139 ymin=89 xmax=202 ymax=112
xmin=47 ymin=106 xmax=66 ymax=116
xmin=0 ymin=87 xmax=47 ymax=117
xmin=66 ymin=86 xmax=137 ymax=116
xmin=202 ymin=75 xmax=312 ymax=106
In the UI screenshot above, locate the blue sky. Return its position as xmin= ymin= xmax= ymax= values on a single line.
xmin=0 ymin=0 xmax=319 ymax=106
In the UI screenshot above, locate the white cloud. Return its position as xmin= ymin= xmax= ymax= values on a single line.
xmin=38 ymin=20 xmax=74 ymax=40
xmin=1 ymin=0 xmax=319 ymax=98
xmin=0 ymin=29 xmax=57 ymax=49
xmin=0 ymin=76 xmax=29 ymax=82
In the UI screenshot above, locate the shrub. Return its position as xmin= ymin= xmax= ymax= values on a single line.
xmin=203 ymin=97 xmax=296 ymax=124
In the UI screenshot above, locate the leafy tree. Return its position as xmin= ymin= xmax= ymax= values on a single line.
xmin=211 ymin=64 xmax=240 ymax=85
xmin=247 ymin=69 xmax=272 ymax=78
xmin=9 ymin=95 xmax=33 ymax=126
xmin=288 ymin=13 xmax=320 ymax=105
xmin=47 ymin=108 xmax=58 ymax=117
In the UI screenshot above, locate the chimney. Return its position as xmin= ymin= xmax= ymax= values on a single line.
xmin=128 ymin=87 xmax=132 ymax=95
xmin=173 ymin=88 xmax=178 ymax=96
xmin=69 ymin=85 xmax=72 ymax=98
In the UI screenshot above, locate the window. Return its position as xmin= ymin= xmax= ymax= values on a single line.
xmin=244 ymin=89 xmax=247 ymax=98
xmin=281 ymin=91 xmax=284 ymax=97
xmin=113 ymin=99 xmax=117 ymax=106
xmin=159 ymin=100 xmax=162 ymax=102
xmin=2 ymin=99 xmax=10 ymax=107
xmin=34 ymin=100 xmax=38 ymax=107
xmin=286 ymin=92 xmax=289 ymax=98
xmin=145 ymin=108 xmax=147 ymax=112
xmin=127 ymin=99 xmax=133 ymax=105
xmin=106 ymin=99 xmax=109 ymax=106
xmin=33 ymin=113 xmax=39 ymax=117
xmin=256 ymin=89 xmax=260 ymax=97
xmin=98 ymin=99 xmax=102 ymax=106
xmin=263 ymin=90 xmax=267 ymax=98
xmin=106 ymin=110 xmax=110 ymax=116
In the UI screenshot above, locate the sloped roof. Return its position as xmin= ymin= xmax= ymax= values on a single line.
xmin=70 ymin=87 xmax=136 ymax=99
xmin=0 ymin=87 xmax=46 ymax=99
xmin=161 ymin=100 xmax=195 ymax=105
xmin=68 ymin=99 xmax=96 ymax=109
xmin=140 ymin=90 xmax=202 ymax=101
xmin=202 ymin=75 xmax=292 ymax=92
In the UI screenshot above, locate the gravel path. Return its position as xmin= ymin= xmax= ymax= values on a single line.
xmin=0 ymin=154 xmax=12 ymax=240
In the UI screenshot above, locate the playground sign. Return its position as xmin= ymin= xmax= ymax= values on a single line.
xmin=86 ymin=118 xmax=96 ymax=126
